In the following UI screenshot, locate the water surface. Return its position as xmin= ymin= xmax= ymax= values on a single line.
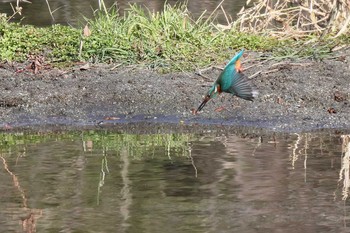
xmin=0 ymin=0 xmax=246 ymax=26
xmin=1 ymin=128 xmax=350 ymax=232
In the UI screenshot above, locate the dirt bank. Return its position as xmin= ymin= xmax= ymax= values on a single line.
xmin=1 ymin=51 xmax=349 ymax=132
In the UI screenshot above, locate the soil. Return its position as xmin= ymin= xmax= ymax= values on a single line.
xmin=1 ymin=51 xmax=350 ymax=132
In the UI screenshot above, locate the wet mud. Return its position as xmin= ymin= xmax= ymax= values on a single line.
xmin=1 ymin=51 xmax=350 ymax=132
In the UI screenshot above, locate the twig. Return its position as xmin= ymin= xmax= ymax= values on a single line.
xmin=195 ymin=72 xmax=212 ymax=82
xmin=206 ymin=0 xmax=225 ymax=24
xmin=243 ymin=63 xmax=263 ymax=71
xmin=248 ymin=70 xmax=262 ymax=79
xmin=110 ymin=63 xmax=122 ymax=70
xmin=260 ymin=68 xmax=280 ymax=75
xmin=196 ymin=66 xmax=222 ymax=74
xmin=237 ymin=0 xmax=350 ymax=38
xmin=220 ymin=4 xmax=231 ymax=26
xmin=268 ymin=62 xmax=314 ymax=69
xmin=45 ymin=0 xmax=55 ymax=21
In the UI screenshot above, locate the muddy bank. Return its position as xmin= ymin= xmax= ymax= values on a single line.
xmin=0 ymin=51 xmax=350 ymax=132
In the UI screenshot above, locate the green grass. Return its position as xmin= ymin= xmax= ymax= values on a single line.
xmin=0 ymin=3 xmax=344 ymax=71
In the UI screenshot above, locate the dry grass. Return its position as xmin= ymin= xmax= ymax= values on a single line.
xmin=235 ymin=0 xmax=350 ymax=38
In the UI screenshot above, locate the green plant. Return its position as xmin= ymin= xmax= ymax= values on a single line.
xmin=0 ymin=2 xmax=344 ymax=71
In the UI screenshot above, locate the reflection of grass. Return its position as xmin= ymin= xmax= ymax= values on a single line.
xmin=0 ymin=132 xmax=76 ymax=151
xmin=289 ymin=133 xmax=350 ymax=200
xmin=290 ymin=133 xmax=310 ymax=171
xmin=0 ymin=131 xmax=195 ymax=158
xmin=339 ymin=135 xmax=350 ymax=200
xmin=1 ymin=130 xmax=196 ymax=213
xmin=81 ymin=131 xmax=194 ymax=158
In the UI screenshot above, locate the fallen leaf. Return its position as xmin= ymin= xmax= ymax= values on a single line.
xmin=276 ymin=97 xmax=284 ymax=104
xmin=83 ymin=24 xmax=91 ymax=37
xmin=25 ymin=55 xmax=44 ymax=74
xmin=334 ymin=91 xmax=346 ymax=102
xmin=214 ymin=106 xmax=226 ymax=112
xmin=80 ymin=63 xmax=90 ymax=71
xmin=328 ymin=108 xmax=336 ymax=114
xmin=104 ymin=116 xmax=120 ymax=120
xmin=15 ymin=68 xmax=25 ymax=73
xmin=336 ymin=55 xmax=346 ymax=62
xmin=3 ymin=123 xmax=13 ymax=130
xmin=191 ymin=108 xmax=198 ymax=115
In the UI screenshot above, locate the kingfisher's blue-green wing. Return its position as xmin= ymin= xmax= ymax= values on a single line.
xmin=217 ymin=50 xmax=244 ymax=91
xmin=225 ymin=50 xmax=244 ymax=68
xmin=196 ymin=49 xmax=257 ymax=112
xmin=227 ymin=71 xmax=258 ymax=101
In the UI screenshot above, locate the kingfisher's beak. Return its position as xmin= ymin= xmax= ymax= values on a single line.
xmin=196 ymin=95 xmax=210 ymax=112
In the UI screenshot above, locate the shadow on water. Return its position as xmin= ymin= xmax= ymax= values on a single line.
xmin=1 ymin=126 xmax=350 ymax=232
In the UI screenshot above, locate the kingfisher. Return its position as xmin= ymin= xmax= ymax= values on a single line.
xmin=196 ymin=50 xmax=258 ymax=113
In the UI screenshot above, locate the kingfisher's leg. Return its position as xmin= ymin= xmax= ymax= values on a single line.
xmin=214 ymin=94 xmax=227 ymax=112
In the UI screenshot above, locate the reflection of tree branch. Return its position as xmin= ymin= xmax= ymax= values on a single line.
xmin=187 ymin=145 xmax=197 ymax=178
xmin=120 ymin=149 xmax=132 ymax=230
xmin=252 ymin=136 xmax=262 ymax=157
xmin=290 ymin=133 xmax=302 ymax=169
xmin=1 ymin=153 xmax=42 ymax=233
xmin=0 ymin=154 xmax=27 ymax=208
xmin=97 ymin=149 xmax=109 ymax=205
xmin=304 ymin=134 xmax=309 ymax=182
xmin=339 ymin=135 xmax=350 ymax=200
xmin=290 ymin=133 xmax=309 ymax=179
xmin=16 ymin=148 xmax=26 ymax=166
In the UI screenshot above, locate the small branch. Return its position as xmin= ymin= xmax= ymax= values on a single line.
xmin=220 ymin=4 xmax=231 ymax=26
xmin=248 ymin=70 xmax=262 ymax=79
xmin=195 ymin=71 xmax=212 ymax=82
xmin=206 ymin=0 xmax=225 ymax=23
xmin=45 ymin=0 xmax=55 ymax=21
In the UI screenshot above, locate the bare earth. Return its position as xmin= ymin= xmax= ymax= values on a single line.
xmin=1 ymin=51 xmax=349 ymax=132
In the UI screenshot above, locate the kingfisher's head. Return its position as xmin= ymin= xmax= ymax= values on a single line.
xmin=196 ymin=83 xmax=220 ymax=112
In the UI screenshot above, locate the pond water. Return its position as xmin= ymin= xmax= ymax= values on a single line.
xmin=0 ymin=0 xmax=246 ymax=26
xmin=1 ymin=127 xmax=350 ymax=232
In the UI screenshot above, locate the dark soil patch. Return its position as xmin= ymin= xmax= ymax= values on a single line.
xmin=1 ymin=51 xmax=350 ymax=132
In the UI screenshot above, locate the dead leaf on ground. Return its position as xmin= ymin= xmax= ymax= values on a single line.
xmin=104 ymin=116 xmax=120 ymax=120
xmin=15 ymin=68 xmax=25 ymax=73
xmin=3 ymin=123 xmax=13 ymax=130
xmin=276 ymin=97 xmax=284 ymax=105
xmin=191 ymin=108 xmax=198 ymax=115
xmin=83 ymin=24 xmax=91 ymax=37
xmin=80 ymin=63 xmax=90 ymax=71
xmin=25 ymin=55 xmax=44 ymax=74
xmin=214 ymin=106 xmax=226 ymax=112
xmin=334 ymin=91 xmax=346 ymax=102
xmin=327 ymin=107 xmax=337 ymax=114
xmin=336 ymin=56 xmax=347 ymax=62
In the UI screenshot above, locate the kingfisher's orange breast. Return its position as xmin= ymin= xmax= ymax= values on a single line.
xmin=235 ymin=59 xmax=242 ymax=73
xmin=217 ymin=85 xmax=222 ymax=93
